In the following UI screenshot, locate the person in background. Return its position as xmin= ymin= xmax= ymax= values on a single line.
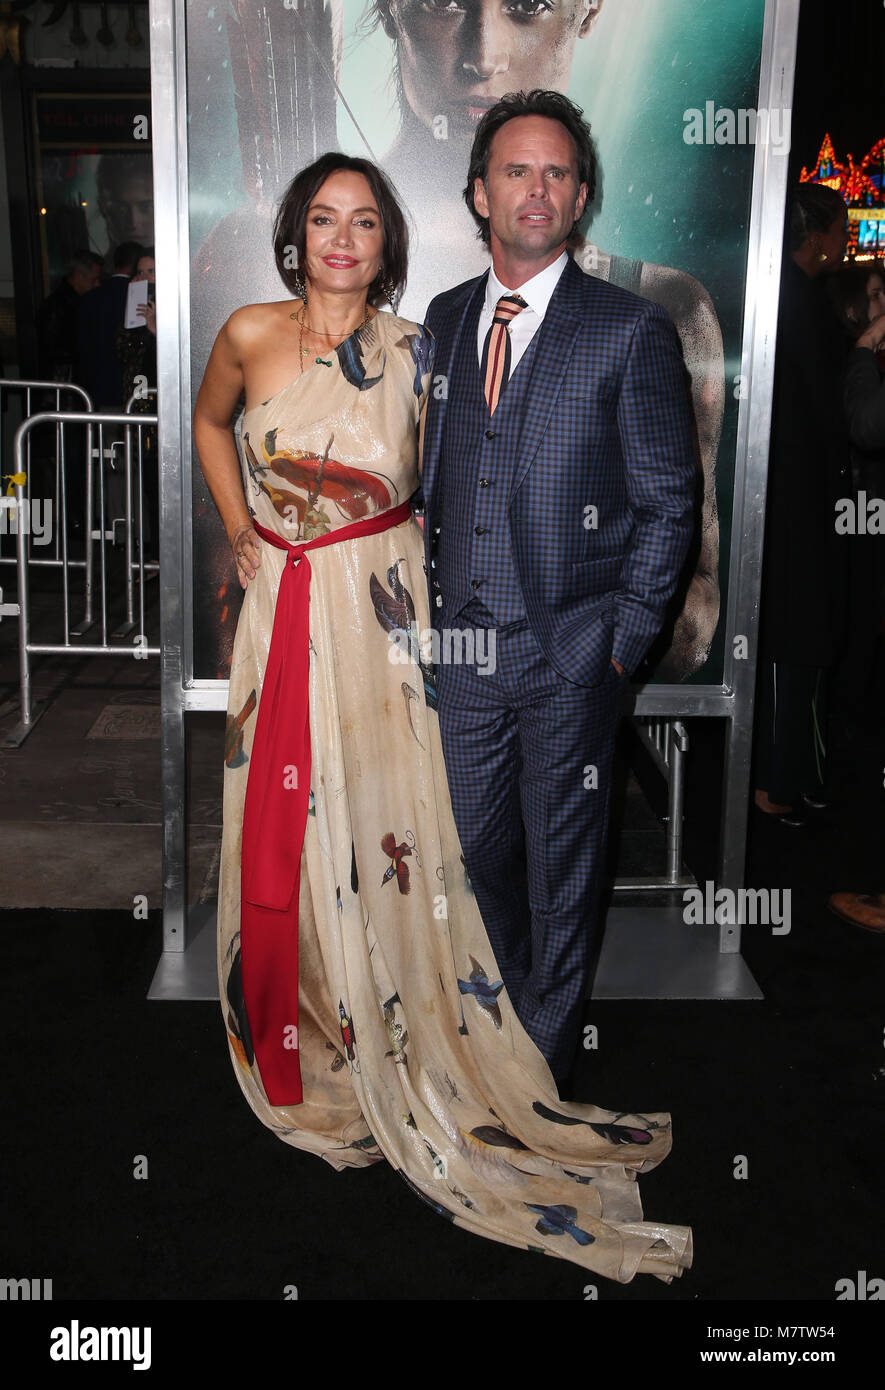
xmin=117 ymin=249 xmax=157 ymax=405
xmin=76 ymin=241 xmax=143 ymax=409
xmin=752 ymin=182 xmax=850 ymax=827
xmin=828 ymin=259 xmax=885 ymax=374
xmin=36 ymin=250 xmax=102 ymax=383
xmin=117 ymin=250 xmax=158 ymax=560
xmin=34 ymin=247 xmax=102 ymax=539
xmin=74 ymin=241 xmax=143 ymax=551
xmin=35 ymin=250 xmax=103 ymax=539
xmin=827 ymin=261 xmax=885 ymax=731
xmin=828 ymin=297 xmax=885 ymax=933
xmin=843 ymin=290 xmax=885 ymax=440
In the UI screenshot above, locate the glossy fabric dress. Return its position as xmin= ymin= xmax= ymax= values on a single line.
xmin=216 ymin=310 xmax=693 ymax=1282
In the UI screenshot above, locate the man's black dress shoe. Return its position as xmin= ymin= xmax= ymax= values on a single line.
xmin=752 ymin=802 xmax=806 ymax=828
xmin=801 ymin=791 xmax=830 ymax=811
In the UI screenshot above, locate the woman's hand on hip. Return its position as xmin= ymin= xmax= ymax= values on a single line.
xmin=229 ymin=522 xmax=261 ymax=589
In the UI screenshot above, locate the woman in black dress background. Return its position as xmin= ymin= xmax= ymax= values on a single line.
xmin=753 ymin=183 xmax=850 ymax=824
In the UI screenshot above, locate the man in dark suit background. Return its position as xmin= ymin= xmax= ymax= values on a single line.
xmin=421 ymin=90 xmax=696 ymax=1093
xmin=73 ymin=240 xmax=143 ymax=544
xmin=37 ymin=249 xmax=103 ymax=384
xmin=76 ymin=241 xmax=143 ymax=410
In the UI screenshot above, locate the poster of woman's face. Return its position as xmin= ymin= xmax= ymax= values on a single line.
xmin=373 ymin=0 xmax=600 ymax=146
xmin=187 ymin=0 xmax=767 ymax=683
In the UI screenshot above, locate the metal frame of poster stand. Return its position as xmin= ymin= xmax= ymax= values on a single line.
xmin=147 ymin=0 xmax=800 ymax=1002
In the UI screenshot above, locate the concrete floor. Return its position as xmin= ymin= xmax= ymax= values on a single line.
xmin=0 ymin=570 xmax=223 ymax=909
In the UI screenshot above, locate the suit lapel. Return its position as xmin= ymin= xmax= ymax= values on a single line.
xmin=509 ymin=256 xmax=590 ymax=498
xmin=423 ymin=273 xmax=487 ymax=512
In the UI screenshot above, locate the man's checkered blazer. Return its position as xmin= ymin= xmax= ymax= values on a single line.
xmin=421 ymin=254 xmax=697 ymax=684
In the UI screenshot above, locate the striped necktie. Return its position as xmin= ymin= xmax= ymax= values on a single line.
xmin=482 ymin=293 xmax=527 ymax=414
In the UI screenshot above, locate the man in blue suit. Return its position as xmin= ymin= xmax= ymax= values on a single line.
xmin=421 ymin=90 xmax=696 ymax=1093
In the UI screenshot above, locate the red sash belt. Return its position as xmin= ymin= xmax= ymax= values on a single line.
xmin=240 ymin=501 xmax=412 ymax=1105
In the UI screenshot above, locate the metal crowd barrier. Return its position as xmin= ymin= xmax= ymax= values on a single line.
xmin=613 ymin=716 xmax=693 ymax=891
xmin=1 ymin=381 xmax=159 ymax=612
xmin=0 ymin=379 xmax=93 ymax=570
xmin=3 ymin=408 xmax=160 ymax=747
xmin=118 ymin=387 xmax=160 ymax=630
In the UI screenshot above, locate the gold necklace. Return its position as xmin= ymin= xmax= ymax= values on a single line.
xmin=291 ymin=302 xmax=371 ymax=372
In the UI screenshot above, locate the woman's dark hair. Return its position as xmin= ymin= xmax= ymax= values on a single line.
xmin=131 ymin=247 xmax=155 ymax=278
xmin=463 ymin=90 xmax=597 ymax=248
xmin=789 ymin=182 xmax=846 ymax=253
xmin=827 ymin=260 xmax=885 ymax=338
xmin=65 ymin=249 xmax=103 ymax=278
xmin=360 ymin=0 xmax=396 ymax=40
xmin=112 ymin=242 xmax=144 ymax=274
xmin=273 ymin=153 xmax=408 ymax=307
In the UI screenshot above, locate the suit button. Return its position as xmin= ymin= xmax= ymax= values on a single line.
xmin=484 ymin=428 xmax=496 ymax=439
xmin=470 ymin=578 xmax=482 ymax=590
xmin=474 ymin=525 xmax=487 ymax=536
xmin=478 ymin=477 xmax=489 ymax=487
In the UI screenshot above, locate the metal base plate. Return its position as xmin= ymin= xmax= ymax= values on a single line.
xmin=591 ymin=904 xmax=762 ymax=999
xmin=148 ymin=902 xmax=219 ymax=1000
xmin=3 ymin=700 xmax=48 ymax=747
xmin=148 ymin=901 xmax=763 ymax=1003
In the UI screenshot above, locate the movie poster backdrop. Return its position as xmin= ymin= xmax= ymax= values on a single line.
xmin=186 ymin=0 xmax=769 ymax=684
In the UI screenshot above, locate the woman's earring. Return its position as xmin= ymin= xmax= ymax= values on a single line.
xmin=293 ymin=270 xmax=308 ymax=304
xmin=382 ymin=277 xmax=396 ymax=308
xmin=818 ymin=252 xmax=828 ymax=263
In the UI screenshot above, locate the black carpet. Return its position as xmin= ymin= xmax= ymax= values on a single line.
xmin=2 ymin=715 xmax=884 ymax=1343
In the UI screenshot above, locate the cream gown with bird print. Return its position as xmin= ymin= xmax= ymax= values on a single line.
xmin=216 ymin=308 xmax=693 ymax=1283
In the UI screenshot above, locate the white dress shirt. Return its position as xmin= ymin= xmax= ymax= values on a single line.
xmin=476 ymin=251 xmax=568 ymax=378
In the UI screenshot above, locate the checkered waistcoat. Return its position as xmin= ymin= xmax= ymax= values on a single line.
xmin=435 ymin=284 xmax=543 ymax=625
xmin=422 ymin=255 xmax=697 ymax=685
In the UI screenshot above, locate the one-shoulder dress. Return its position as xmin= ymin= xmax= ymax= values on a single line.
xmin=216 ymin=309 xmax=693 ymax=1283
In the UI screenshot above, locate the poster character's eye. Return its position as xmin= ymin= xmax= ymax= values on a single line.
xmin=419 ymin=0 xmax=467 ymax=15
xmin=504 ymin=0 xmax=556 ymax=19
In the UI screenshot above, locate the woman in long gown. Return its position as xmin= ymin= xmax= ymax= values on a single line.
xmin=193 ymin=152 xmax=692 ymax=1284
